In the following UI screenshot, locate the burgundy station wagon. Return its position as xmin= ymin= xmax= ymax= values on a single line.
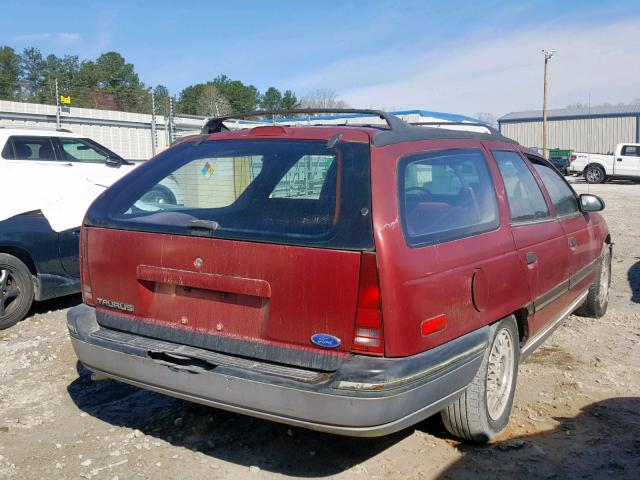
xmin=67 ymin=110 xmax=611 ymax=441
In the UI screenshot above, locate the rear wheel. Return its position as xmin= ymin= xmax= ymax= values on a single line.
xmin=441 ymin=316 xmax=519 ymax=442
xmin=0 ymin=254 xmax=34 ymax=330
xmin=584 ymin=165 xmax=606 ymax=184
xmin=575 ymin=244 xmax=611 ymax=318
xmin=140 ymin=186 xmax=177 ymax=206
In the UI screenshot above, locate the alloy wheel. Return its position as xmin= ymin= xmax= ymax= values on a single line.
xmin=597 ymin=249 xmax=611 ymax=306
xmin=486 ymin=328 xmax=515 ymax=421
xmin=0 ymin=268 xmax=21 ymax=318
xmin=586 ymin=168 xmax=603 ymax=183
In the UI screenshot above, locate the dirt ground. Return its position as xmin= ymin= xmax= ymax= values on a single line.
xmin=1 ymin=177 xmax=639 ymax=480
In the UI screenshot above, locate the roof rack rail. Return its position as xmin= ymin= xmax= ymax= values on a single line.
xmin=201 ymin=109 xmax=409 ymax=134
xmin=409 ymin=121 xmax=501 ymax=135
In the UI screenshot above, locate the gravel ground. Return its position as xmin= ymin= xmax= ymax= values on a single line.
xmin=1 ymin=177 xmax=639 ymax=480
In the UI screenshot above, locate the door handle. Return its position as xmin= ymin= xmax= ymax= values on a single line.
xmin=616 ymin=158 xmax=623 ymax=162
xmin=568 ymin=237 xmax=577 ymax=249
xmin=526 ymin=252 xmax=538 ymax=265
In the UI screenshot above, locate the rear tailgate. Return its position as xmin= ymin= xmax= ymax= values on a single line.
xmin=83 ymin=137 xmax=373 ymax=370
xmin=86 ymin=227 xmax=361 ymax=369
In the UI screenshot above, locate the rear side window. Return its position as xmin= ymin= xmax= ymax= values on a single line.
xmin=88 ymin=140 xmax=373 ymax=250
xmin=9 ymin=136 xmax=56 ymax=160
xmin=621 ymin=145 xmax=640 ymax=157
xmin=493 ymin=150 xmax=550 ymax=223
xmin=529 ymin=158 xmax=580 ymax=216
xmin=399 ymin=149 xmax=499 ymax=246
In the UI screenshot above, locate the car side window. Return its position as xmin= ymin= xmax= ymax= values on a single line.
xmin=58 ymin=138 xmax=110 ymax=163
xmin=529 ymin=157 xmax=580 ymax=216
xmin=621 ymin=145 xmax=639 ymax=157
xmin=399 ymin=148 xmax=499 ymax=246
xmin=9 ymin=136 xmax=56 ymax=161
xmin=492 ymin=150 xmax=550 ymax=223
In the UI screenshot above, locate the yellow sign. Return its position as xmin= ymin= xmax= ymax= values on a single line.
xmin=60 ymin=96 xmax=72 ymax=104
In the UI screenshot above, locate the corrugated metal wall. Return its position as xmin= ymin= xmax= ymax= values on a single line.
xmin=500 ymin=116 xmax=638 ymax=154
xmin=0 ymin=100 xmax=206 ymax=160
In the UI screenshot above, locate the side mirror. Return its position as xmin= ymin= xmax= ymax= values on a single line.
xmin=579 ymin=194 xmax=605 ymax=212
xmin=105 ymin=155 xmax=122 ymax=168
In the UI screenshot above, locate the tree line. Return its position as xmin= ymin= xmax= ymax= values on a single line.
xmin=0 ymin=46 xmax=348 ymax=117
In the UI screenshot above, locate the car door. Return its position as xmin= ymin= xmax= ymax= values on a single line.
xmin=527 ymin=154 xmax=599 ymax=295
xmin=615 ymin=145 xmax=640 ymax=176
xmin=490 ymin=149 xmax=570 ymax=338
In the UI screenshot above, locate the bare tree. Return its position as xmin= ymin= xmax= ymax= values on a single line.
xmin=198 ymin=84 xmax=231 ymax=117
xmin=474 ymin=112 xmax=497 ymax=127
xmin=300 ymin=89 xmax=349 ymax=109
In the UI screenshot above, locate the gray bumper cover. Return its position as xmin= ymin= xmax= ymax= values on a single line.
xmin=67 ymin=304 xmax=488 ymax=437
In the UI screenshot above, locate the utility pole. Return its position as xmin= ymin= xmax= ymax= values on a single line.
xmin=55 ymin=78 xmax=61 ymax=130
xmin=150 ymin=91 xmax=157 ymax=156
xmin=542 ymin=49 xmax=555 ymax=158
xmin=168 ymin=96 xmax=175 ymax=143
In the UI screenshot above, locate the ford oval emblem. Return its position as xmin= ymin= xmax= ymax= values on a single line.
xmin=310 ymin=333 xmax=341 ymax=349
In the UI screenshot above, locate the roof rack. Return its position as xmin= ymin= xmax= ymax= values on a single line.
xmin=201 ymin=109 xmax=409 ymax=134
xmin=409 ymin=121 xmax=501 ymax=135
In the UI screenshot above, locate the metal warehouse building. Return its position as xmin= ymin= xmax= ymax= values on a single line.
xmin=498 ymin=105 xmax=640 ymax=154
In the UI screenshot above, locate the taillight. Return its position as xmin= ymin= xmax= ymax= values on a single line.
xmin=352 ymin=252 xmax=384 ymax=356
xmin=570 ymin=155 xmax=577 ymax=162
xmin=79 ymin=226 xmax=94 ymax=305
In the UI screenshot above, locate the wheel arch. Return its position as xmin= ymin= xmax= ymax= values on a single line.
xmin=510 ymin=308 xmax=529 ymax=347
xmin=0 ymin=245 xmax=38 ymax=276
xmin=584 ymin=162 xmax=607 ymax=173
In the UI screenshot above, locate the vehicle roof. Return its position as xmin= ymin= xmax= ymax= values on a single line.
xmin=0 ymin=126 xmax=86 ymax=139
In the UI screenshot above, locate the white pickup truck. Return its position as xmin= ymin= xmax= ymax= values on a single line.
xmin=568 ymin=143 xmax=640 ymax=183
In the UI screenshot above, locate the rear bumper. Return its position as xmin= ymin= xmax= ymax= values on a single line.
xmin=67 ymin=304 xmax=488 ymax=437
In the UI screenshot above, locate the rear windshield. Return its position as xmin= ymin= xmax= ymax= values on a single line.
xmin=87 ymin=139 xmax=373 ymax=250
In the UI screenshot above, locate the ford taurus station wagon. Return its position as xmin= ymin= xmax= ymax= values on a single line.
xmin=67 ymin=109 xmax=611 ymax=441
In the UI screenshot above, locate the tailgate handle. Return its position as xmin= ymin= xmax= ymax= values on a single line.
xmin=137 ymin=265 xmax=272 ymax=298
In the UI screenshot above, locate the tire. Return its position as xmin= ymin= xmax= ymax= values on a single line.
xmin=0 ymin=253 xmax=35 ymax=330
xmin=441 ymin=316 xmax=519 ymax=442
xmin=574 ymin=244 xmax=611 ymax=318
xmin=140 ymin=186 xmax=177 ymax=206
xmin=584 ymin=165 xmax=606 ymax=184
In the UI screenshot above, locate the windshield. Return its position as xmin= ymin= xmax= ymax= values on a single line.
xmin=87 ymin=139 xmax=373 ymax=250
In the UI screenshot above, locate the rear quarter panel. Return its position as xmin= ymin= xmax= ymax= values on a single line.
xmin=370 ymin=139 xmax=530 ymax=357
xmin=0 ymin=213 xmax=63 ymax=275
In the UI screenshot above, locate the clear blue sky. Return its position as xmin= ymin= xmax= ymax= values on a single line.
xmin=3 ymin=0 xmax=639 ymax=116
